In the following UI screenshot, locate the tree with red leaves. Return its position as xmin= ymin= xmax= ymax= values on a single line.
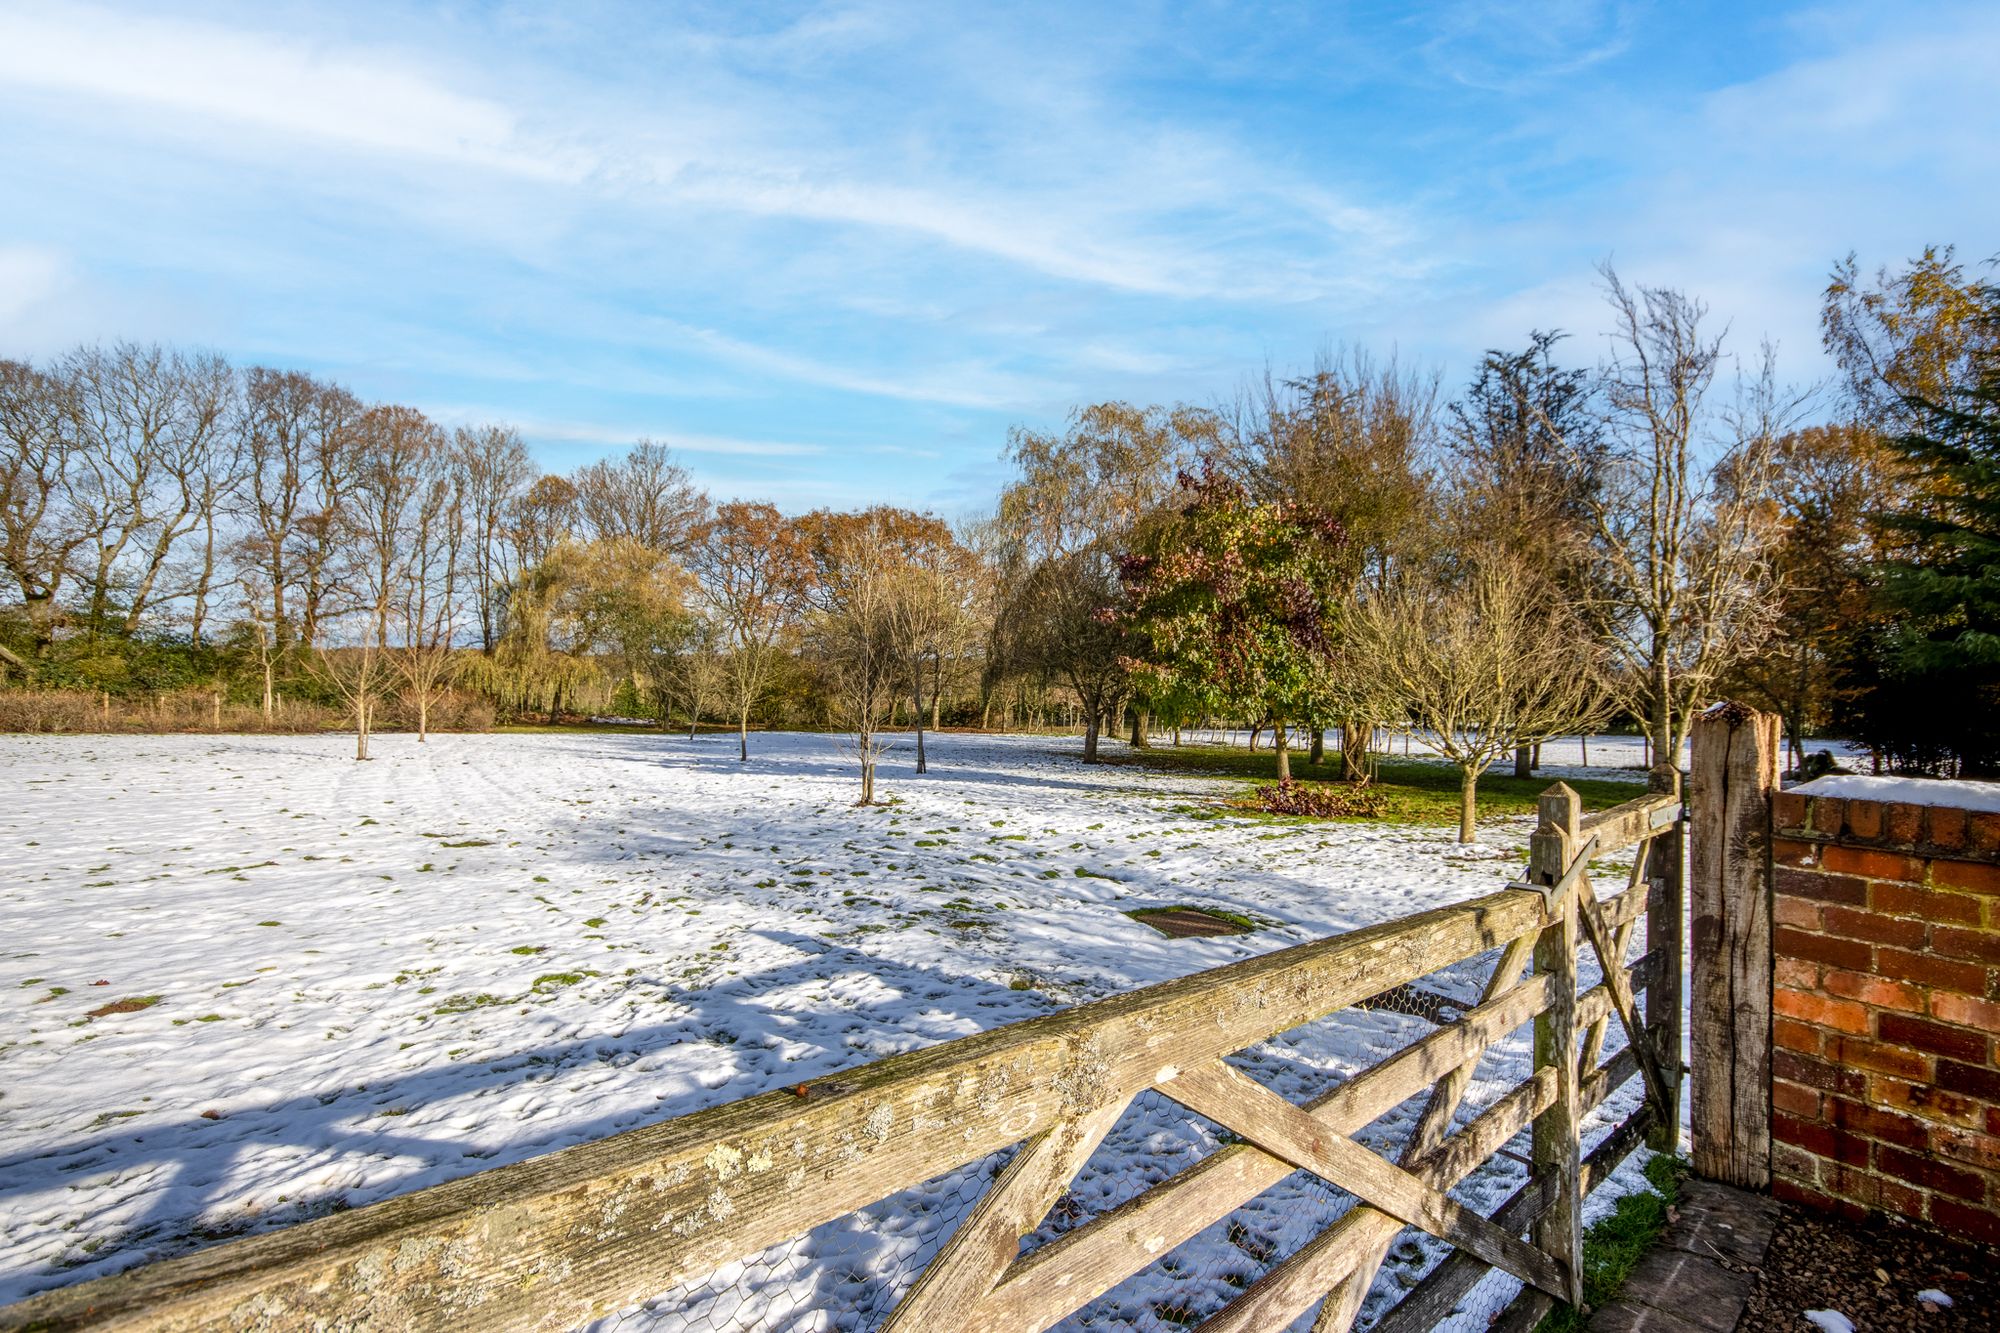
xmin=1117 ymin=466 xmax=1346 ymax=782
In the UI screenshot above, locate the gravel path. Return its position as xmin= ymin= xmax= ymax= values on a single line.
xmin=1737 ymin=1202 xmax=1995 ymax=1331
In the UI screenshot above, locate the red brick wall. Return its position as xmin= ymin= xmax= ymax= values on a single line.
xmin=1769 ymin=791 xmax=2000 ymax=1243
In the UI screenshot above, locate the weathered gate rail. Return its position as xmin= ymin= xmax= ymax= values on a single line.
xmin=0 ymin=785 xmax=1683 ymax=1333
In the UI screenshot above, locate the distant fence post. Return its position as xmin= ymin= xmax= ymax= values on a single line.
xmin=1688 ymin=702 xmax=1780 ymax=1187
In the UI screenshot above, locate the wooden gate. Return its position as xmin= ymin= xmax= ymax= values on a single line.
xmin=0 ymin=783 xmax=1684 ymax=1333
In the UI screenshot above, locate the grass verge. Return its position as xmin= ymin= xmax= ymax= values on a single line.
xmin=1538 ymin=1153 xmax=1688 ymax=1332
xmin=1109 ymin=743 xmax=1646 ymax=827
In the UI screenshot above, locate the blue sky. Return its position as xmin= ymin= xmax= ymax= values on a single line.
xmin=2 ymin=1 xmax=1995 ymax=512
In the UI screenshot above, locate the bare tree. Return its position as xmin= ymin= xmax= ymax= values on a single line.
xmin=1572 ymin=266 xmax=1807 ymax=775
xmin=688 ymin=501 xmax=805 ymax=760
xmin=289 ymin=380 xmax=365 ymax=648
xmin=454 ymin=425 xmax=534 ymax=653
xmin=390 ymin=444 xmax=465 ymax=741
xmin=0 ymin=358 xmax=87 ymax=645
xmin=62 ymin=344 xmax=234 ymax=635
xmin=1357 ymin=554 xmax=1610 ymax=842
xmin=318 ymin=403 xmax=445 ymax=758
xmin=803 ymin=510 xmax=910 ymax=804
xmin=572 ymin=441 xmax=708 ymax=553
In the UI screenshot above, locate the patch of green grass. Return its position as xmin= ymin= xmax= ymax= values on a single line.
xmin=440 ymin=839 xmax=492 ymax=848
xmin=1112 ymin=744 xmax=1643 ymax=826
xmin=532 ymin=972 xmax=587 ymax=990
xmin=583 ymin=917 xmax=607 ymax=928
xmin=509 ymin=945 xmax=545 ymax=955
xmin=256 ymin=920 xmax=281 ymax=927
xmin=433 ymin=992 xmax=506 ymax=1015
xmin=1537 ymin=1155 xmax=1687 ymax=1332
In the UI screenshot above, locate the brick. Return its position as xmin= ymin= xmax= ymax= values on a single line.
xmin=1871 ymin=880 xmax=1983 ymax=925
xmin=1773 ymin=1078 xmax=1823 ymax=1118
xmin=1771 ymin=1141 xmax=1822 ymax=1186
xmin=1828 ymin=1097 xmax=1932 ymax=1150
xmin=1775 ymin=895 xmax=1824 ymax=930
xmin=1774 ymin=836 xmax=1822 ymax=868
xmin=1880 ymin=1011 xmax=1991 ymax=1063
xmin=1932 ymin=990 xmax=2000 ymax=1032
xmin=1934 ymin=859 xmax=2000 ymax=895
xmin=1932 ymin=926 xmax=2000 ymax=965
xmin=1776 ymin=926 xmax=1873 ymax=972
xmin=1886 ymin=802 xmax=1925 ymax=844
xmin=1775 ymin=986 xmax=1872 ymax=1035
xmin=1811 ymin=797 xmax=1848 ymax=839
xmin=1822 ymin=969 xmax=1925 ymax=1013
xmin=1971 ymin=811 xmax=2000 ymax=857
xmin=1774 ymin=866 xmax=1867 ymax=905
xmin=1774 ymin=1048 xmax=1866 ymax=1098
xmin=1847 ymin=800 xmax=1885 ymax=840
xmin=1773 ymin=790 xmax=1808 ymax=830
xmin=1772 ymin=1176 xmax=1840 ymax=1213
xmin=1930 ymin=1197 xmax=2000 ymax=1247
xmin=1938 ymin=1059 xmax=2000 ymax=1101
xmin=1825 ymin=1034 xmax=1933 ymax=1081
xmin=1876 ymin=947 xmax=1988 ymax=994
xmin=1874 ymin=1141 xmax=1986 ymax=1199
xmin=1773 ymin=1111 xmax=1839 ymax=1158
xmin=1822 ymin=844 xmax=1924 ymax=881
xmin=1933 ymin=1126 xmax=2000 ymax=1172
xmin=1774 ymin=1016 xmax=1823 ymax=1055
xmin=1872 ymin=1075 xmax=1984 ymax=1128
xmin=1827 ymin=1163 xmax=1928 ymax=1218
xmin=1927 ymin=806 xmax=1969 ymax=853
xmin=1822 ymin=905 xmax=1926 ymax=948
xmin=1775 ymin=956 xmax=1820 ymax=989
xmin=1991 ymin=1106 xmax=2000 ymax=1137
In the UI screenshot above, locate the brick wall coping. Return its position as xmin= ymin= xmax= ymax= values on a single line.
xmin=1773 ymin=788 xmax=2000 ymax=865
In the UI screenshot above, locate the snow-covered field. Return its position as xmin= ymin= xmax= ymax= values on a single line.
xmin=0 ymin=730 xmax=1653 ymax=1330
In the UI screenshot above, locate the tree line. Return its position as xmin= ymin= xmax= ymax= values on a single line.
xmin=3 ymin=253 xmax=1995 ymax=809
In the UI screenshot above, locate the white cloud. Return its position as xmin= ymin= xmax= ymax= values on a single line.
xmin=0 ymin=4 xmax=579 ymax=180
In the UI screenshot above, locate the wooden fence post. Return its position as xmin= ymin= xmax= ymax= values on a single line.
xmin=1688 ymin=702 xmax=1779 ymax=1187
xmin=1529 ymin=783 xmax=1584 ymax=1306
xmin=1645 ymin=765 xmax=1684 ymax=1154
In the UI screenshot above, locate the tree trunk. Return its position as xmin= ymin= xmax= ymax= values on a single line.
xmin=418 ymin=693 xmax=429 ymax=743
xmin=1082 ymin=710 xmax=1101 ymax=763
xmin=1310 ymin=728 xmax=1325 ymax=765
xmin=1458 ymin=767 xmax=1478 ymax=844
xmin=1273 ymin=717 xmax=1291 ymax=783
xmin=1580 ymin=733 xmax=1589 ymax=766
xmin=1248 ymin=723 xmax=1260 ymax=752
xmin=1514 ymin=745 xmax=1532 ymax=779
xmin=739 ymin=708 xmax=750 ymax=762
xmin=1341 ymin=717 xmax=1371 ymax=782
xmin=262 ymin=661 xmax=274 ymax=722
xmin=356 ymin=692 xmax=371 ymax=761
xmin=913 ymin=670 xmax=928 ymax=775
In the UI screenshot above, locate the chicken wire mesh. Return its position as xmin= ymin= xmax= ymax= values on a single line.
xmin=579 ymin=935 xmax=1600 ymax=1333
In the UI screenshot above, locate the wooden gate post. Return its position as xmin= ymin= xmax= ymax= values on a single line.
xmin=1645 ymin=764 xmax=1684 ymax=1154
xmin=1688 ymin=702 xmax=1780 ymax=1187
xmin=1529 ymin=783 xmax=1584 ymax=1306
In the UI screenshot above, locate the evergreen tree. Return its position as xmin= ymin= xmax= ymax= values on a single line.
xmin=1849 ymin=287 xmax=2000 ymax=775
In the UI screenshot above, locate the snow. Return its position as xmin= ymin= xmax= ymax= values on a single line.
xmin=0 ymin=730 xmax=1654 ymax=1330
xmin=1804 ymin=1311 xmax=1855 ymax=1333
xmin=1917 ymin=1288 xmax=1954 ymax=1309
xmin=1795 ymin=773 xmax=2000 ymax=813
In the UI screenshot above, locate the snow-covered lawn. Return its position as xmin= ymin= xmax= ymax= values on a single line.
xmin=0 ymin=730 xmax=1651 ymax=1330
